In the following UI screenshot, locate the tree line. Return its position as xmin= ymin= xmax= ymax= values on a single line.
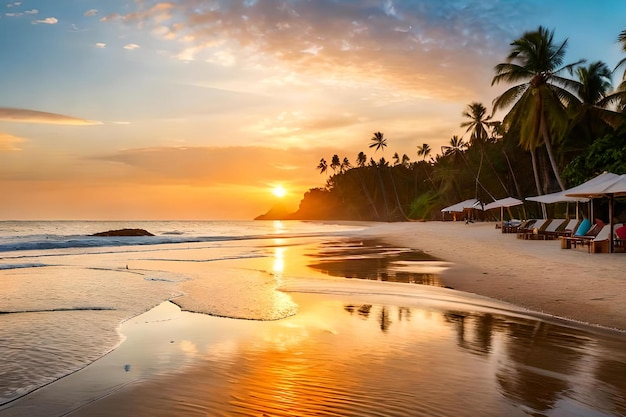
xmin=294 ymin=26 xmax=626 ymax=221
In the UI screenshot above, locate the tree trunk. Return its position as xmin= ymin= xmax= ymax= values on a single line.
xmin=356 ymin=168 xmax=381 ymax=220
xmin=530 ymin=149 xmax=547 ymax=218
xmin=387 ymin=167 xmax=409 ymax=220
xmin=540 ymin=113 xmax=566 ymax=191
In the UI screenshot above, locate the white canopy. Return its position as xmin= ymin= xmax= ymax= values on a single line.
xmin=441 ymin=199 xmax=481 ymax=213
xmin=565 ymin=173 xmax=626 ymax=198
xmin=482 ymin=197 xmax=523 ymax=211
xmin=526 ymin=192 xmax=589 ymax=204
xmin=565 ymin=172 xmax=626 ymax=253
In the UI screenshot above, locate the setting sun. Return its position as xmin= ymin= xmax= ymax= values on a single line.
xmin=272 ymin=186 xmax=287 ymax=198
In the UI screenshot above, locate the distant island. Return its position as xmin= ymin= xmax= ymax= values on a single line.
xmin=90 ymin=228 xmax=154 ymax=237
xmin=255 ymin=188 xmax=354 ymax=221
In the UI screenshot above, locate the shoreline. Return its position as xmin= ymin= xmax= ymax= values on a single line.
xmin=354 ymin=221 xmax=626 ymax=332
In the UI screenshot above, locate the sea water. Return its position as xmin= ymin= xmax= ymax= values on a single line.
xmin=0 ymin=220 xmax=367 ymax=405
xmin=1 ymin=220 xmax=625 ymax=416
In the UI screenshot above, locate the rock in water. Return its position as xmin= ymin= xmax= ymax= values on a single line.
xmin=90 ymin=228 xmax=154 ymax=237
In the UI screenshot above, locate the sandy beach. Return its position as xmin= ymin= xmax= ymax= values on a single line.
xmin=360 ymin=221 xmax=626 ymax=331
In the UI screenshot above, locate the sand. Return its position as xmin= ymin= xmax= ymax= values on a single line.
xmin=357 ymin=221 xmax=626 ymax=331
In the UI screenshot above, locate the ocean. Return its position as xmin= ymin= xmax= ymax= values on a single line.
xmin=1 ymin=220 xmax=625 ymax=416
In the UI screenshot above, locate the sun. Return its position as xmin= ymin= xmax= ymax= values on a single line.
xmin=272 ymin=185 xmax=287 ymax=198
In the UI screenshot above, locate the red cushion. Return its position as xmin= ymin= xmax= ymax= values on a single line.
xmin=616 ymin=226 xmax=626 ymax=240
xmin=595 ymin=218 xmax=605 ymax=228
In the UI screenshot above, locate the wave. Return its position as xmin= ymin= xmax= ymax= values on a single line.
xmin=0 ymin=230 xmax=349 ymax=253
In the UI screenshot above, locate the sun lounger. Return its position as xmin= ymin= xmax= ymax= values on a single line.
xmin=538 ymin=219 xmax=567 ymax=240
xmin=553 ymin=219 xmax=581 ymax=238
xmin=612 ymin=223 xmax=625 ymax=252
xmin=561 ymin=223 xmax=603 ymax=249
xmin=587 ymin=226 xmax=613 ymax=253
xmin=521 ymin=219 xmax=551 ymax=240
xmin=516 ymin=219 xmax=537 ymax=239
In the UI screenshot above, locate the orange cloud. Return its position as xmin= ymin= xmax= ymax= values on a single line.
xmin=0 ymin=132 xmax=24 ymax=152
xmin=115 ymin=1 xmax=523 ymax=101
xmin=0 ymin=108 xmax=100 ymax=125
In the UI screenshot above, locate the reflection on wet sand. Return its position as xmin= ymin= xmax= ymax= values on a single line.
xmin=307 ymin=239 xmax=447 ymax=286
xmin=344 ymin=302 xmax=626 ymax=416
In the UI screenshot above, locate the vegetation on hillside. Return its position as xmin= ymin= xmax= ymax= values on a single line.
xmin=289 ymin=26 xmax=626 ymax=222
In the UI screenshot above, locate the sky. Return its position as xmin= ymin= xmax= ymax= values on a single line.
xmin=0 ymin=0 xmax=625 ymax=220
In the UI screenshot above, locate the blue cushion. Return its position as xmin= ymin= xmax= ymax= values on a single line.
xmin=574 ymin=219 xmax=591 ymax=236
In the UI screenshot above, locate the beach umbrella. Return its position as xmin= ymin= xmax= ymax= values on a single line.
xmin=441 ymin=199 xmax=481 ymax=213
xmin=441 ymin=199 xmax=481 ymax=222
xmin=526 ymin=192 xmax=589 ymax=219
xmin=565 ymin=173 xmax=626 ymax=253
xmin=481 ymin=197 xmax=523 ymax=229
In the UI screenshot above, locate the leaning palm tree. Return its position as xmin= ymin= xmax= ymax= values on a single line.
xmin=492 ymin=26 xmax=584 ymax=193
xmin=354 ymin=151 xmax=380 ymax=220
xmin=441 ymin=135 xmax=496 ymax=201
xmin=461 ymin=102 xmax=509 ymax=195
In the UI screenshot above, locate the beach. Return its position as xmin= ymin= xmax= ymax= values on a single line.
xmin=364 ymin=221 xmax=626 ymax=331
xmin=1 ymin=220 xmax=625 ymax=416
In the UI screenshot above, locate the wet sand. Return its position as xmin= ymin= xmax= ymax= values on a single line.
xmin=361 ymin=221 xmax=626 ymax=331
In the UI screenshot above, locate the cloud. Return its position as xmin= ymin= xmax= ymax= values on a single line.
xmin=93 ymin=146 xmax=323 ymax=187
xmin=6 ymin=2 xmax=21 ymax=7
xmin=95 ymin=42 xmax=106 ymax=48
xmin=32 ymin=16 xmax=58 ymax=24
xmin=111 ymin=0 xmax=537 ymax=101
xmin=5 ymin=12 xmax=22 ymax=16
xmin=124 ymin=43 xmax=140 ymax=50
xmin=84 ymin=9 xmax=98 ymax=17
xmin=25 ymin=9 xmax=37 ymax=14
xmin=0 ymin=132 xmax=24 ymax=152
xmin=0 ymin=108 xmax=100 ymax=125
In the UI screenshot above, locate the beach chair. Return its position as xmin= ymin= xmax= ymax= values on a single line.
xmin=587 ymin=226 xmax=612 ymax=253
xmin=562 ymin=223 xmax=603 ymax=249
xmin=516 ymin=219 xmax=537 ymax=239
xmin=612 ymin=224 xmax=625 ymax=252
xmin=538 ymin=219 xmax=567 ymax=240
xmin=554 ymin=219 xmax=581 ymax=238
xmin=522 ymin=219 xmax=552 ymax=240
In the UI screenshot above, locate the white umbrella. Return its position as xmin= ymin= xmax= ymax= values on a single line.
xmin=441 ymin=199 xmax=481 ymax=213
xmin=482 ymin=197 xmax=523 ymax=230
xmin=565 ymin=173 xmax=626 ymax=253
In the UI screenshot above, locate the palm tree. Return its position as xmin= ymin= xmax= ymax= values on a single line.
xmin=368 ymin=132 xmax=407 ymax=220
xmin=492 ymin=26 xmax=584 ymax=193
xmin=401 ymin=154 xmax=411 ymax=168
xmin=317 ymin=158 xmax=327 ymax=175
xmin=357 ymin=152 xmax=367 ymax=167
xmin=566 ymin=61 xmax=619 ymax=156
xmin=341 ymin=157 xmax=352 ymax=173
xmin=354 ymin=152 xmax=380 ymax=220
xmin=416 ymin=143 xmax=431 ymax=160
xmin=441 ymin=135 xmax=467 ymax=157
xmin=369 ymin=131 xmax=387 ymax=152
xmin=330 ymin=154 xmax=341 ymax=174
xmin=441 ymin=135 xmax=496 ymax=201
xmin=461 ymin=102 xmax=509 ymax=195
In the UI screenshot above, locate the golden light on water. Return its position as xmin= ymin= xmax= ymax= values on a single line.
xmin=273 ymin=246 xmax=286 ymax=275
